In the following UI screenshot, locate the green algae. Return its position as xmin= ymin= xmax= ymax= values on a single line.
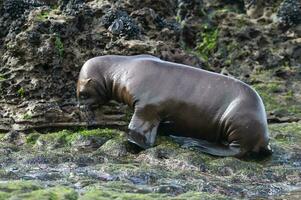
xmin=96 ymin=136 xmax=129 ymax=157
xmin=25 ymin=132 xmax=40 ymax=144
xmin=207 ymin=157 xmax=263 ymax=177
xmin=96 ymin=162 xmax=147 ymax=175
xmin=265 ymin=123 xmax=301 ymax=170
xmin=124 ymin=108 xmax=133 ymax=122
xmin=0 ymin=181 xmax=42 ymax=198
xmin=269 ymin=122 xmax=301 ymax=147
xmin=0 ymin=181 xmax=220 ymax=200
xmin=35 ymin=7 xmax=61 ymax=22
xmin=77 ymin=128 xmax=121 ymax=139
xmin=80 ymin=189 xmax=168 ymax=200
xmin=36 ymin=10 xmax=51 ymax=21
xmin=83 ymin=181 xmax=154 ymax=196
xmin=34 ymin=129 xmax=72 ymax=148
xmin=0 ymin=181 xmax=41 ymax=193
xmin=1 ymin=123 xmax=301 ymax=199
xmin=0 ymin=192 xmax=10 ymax=200
xmin=12 ymin=187 xmax=78 ymax=200
xmin=250 ymin=66 xmax=301 ymax=118
xmin=270 ymin=122 xmax=301 ymax=135
xmin=22 ymin=113 xmax=33 ymax=120
xmin=29 ymin=128 xmax=121 ymax=148
xmin=173 ymin=191 xmax=229 ymax=200
xmin=0 ymin=74 xmax=5 ymax=81
xmin=0 ymin=181 xmax=77 ymax=200
xmin=276 ymin=189 xmax=301 ymax=200
xmin=196 ymin=27 xmax=219 ymax=61
xmin=80 ymin=188 xmax=228 ymax=200
xmin=17 ymin=87 xmax=25 ymax=98
xmin=55 ymin=35 xmax=64 ymax=58
xmin=155 ymin=136 xmax=180 ymax=148
xmin=253 ymin=82 xmax=301 ymax=117
xmin=67 ymin=128 xmax=121 ymax=144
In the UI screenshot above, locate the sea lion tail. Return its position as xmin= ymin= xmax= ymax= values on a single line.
xmin=170 ymin=135 xmax=241 ymax=157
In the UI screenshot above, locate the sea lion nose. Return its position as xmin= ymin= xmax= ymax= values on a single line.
xmin=127 ymin=130 xmax=150 ymax=149
xmin=260 ymin=145 xmax=273 ymax=156
xmin=78 ymin=104 xmax=88 ymax=110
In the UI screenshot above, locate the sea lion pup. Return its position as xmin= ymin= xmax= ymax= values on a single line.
xmin=77 ymin=55 xmax=272 ymax=157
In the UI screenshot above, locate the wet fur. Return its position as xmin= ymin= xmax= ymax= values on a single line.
xmin=77 ymin=55 xmax=272 ymax=157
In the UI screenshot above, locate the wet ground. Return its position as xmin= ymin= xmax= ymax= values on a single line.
xmin=0 ymin=122 xmax=300 ymax=199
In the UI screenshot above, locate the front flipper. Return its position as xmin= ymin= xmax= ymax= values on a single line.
xmin=127 ymin=110 xmax=160 ymax=149
xmin=170 ymin=135 xmax=241 ymax=157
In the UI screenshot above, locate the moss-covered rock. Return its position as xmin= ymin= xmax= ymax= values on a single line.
xmin=96 ymin=136 xmax=129 ymax=157
xmin=0 ymin=123 xmax=300 ymax=199
xmin=0 ymin=181 xmax=42 ymax=198
xmin=11 ymin=187 xmax=78 ymax=200
xmin=80 ymin=188 xmax=229 ymax=200
xmin=32 ymin=128 xmax=122 ymax=150
xmin=80 ymin=189 xmax=167 ymax=200
xmin=69 ymin=128 xmax=122 ymax=150
xmin=25 ymin=131 xmax=40 ymax=145
xmin=269 ymin=122 xmax=301 ymax=148
xmin=34 ymin=129 xmax=72 ymax=149
xmin=0 ymin=181 xmax=77 ymax=200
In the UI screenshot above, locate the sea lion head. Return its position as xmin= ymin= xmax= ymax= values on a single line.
xmin=250 ymin=134 xmax=273 ymax=158
xmin=236 ymin=123 xmax=273 ymax=158
xmin=226 ymin=112 xmax=273 ymax=158
xmin=77 ymin=78 xmax=106 ymax=109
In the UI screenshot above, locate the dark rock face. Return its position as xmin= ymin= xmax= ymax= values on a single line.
xmin=0 ymin=0 xmax=46 ymax=19
xmin=0 ymin=0 xmax=28 ymax=37
xmin=0 ymin=0 xmax=204 ymax=131
xmin=177 ymin=0 xmax=204 ymax=21
xmin=1 ymin=0 xmax=30 ymax=19
xmin=277 ymin=0 xmax=301 ymax=28
xmin=121 ymin=0 xmax=178 ymax=17
xmin=101 ymin=9 xmax=128 ymax=28
xmin=59 ymin=0 xmax=87 ymax=15
xmin=101 ymin=9 xmax=141 ymax=39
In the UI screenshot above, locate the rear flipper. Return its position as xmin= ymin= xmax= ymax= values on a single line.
xmin=170 ymin=135 xmax=241 ymax=157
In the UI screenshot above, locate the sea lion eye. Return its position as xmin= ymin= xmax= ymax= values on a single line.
xmin=80 ymin=93 xmax=89 ymax=100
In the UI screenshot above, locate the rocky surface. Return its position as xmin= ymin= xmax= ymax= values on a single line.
xmin=0 ymin=0 xmax=301 ymax=199
xmin=0 ymin=123 xmax=300 ymax=199
xmin=0 ymin=0 xmax=204 ymax=132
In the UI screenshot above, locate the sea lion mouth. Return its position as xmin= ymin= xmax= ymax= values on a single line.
xmin=77 ymin=102 xmax=100 ymax=110
xmin=87 ymin=104 xmax=100 ymax=109
xmin=248 ymin=145 xmax=273 ymax=159
xmin=258 ymin=145 xmax=273 ymax=156
xmin=126 ymin=130 xmax=152 ymax=149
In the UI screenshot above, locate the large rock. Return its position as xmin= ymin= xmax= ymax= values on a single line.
xmin=277 ymin=0 xmax=301 ymax=28
xmin=0 ymin=0 xmax=203 ymax=131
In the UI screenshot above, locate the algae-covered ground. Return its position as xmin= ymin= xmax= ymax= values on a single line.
xmin=0 ymin=122 xmax=300 ymax=199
